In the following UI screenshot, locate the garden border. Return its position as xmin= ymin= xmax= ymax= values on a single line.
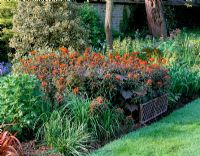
xmin=139 ymin=94 xmax=168 ymax=124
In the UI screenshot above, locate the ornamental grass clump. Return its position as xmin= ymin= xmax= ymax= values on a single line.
xmin=62 ymin=92 xmax=126 ymax=142
xmin=16 ymin=48 xmax=170 ymax=110
xmin=0 ymin=130 xmax=23 ymax=156
xmin=37 ymin=109 xmax=91 ymax=156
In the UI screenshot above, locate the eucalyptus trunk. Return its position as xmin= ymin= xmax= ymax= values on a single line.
xmin=105 ymin=0 xmax=113 ymax=52
xmin=145 ymin=0 xmax=167 ymax=38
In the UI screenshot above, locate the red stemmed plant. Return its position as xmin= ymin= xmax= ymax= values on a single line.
xmin=0 ymin=130 xmax=23 ymax=156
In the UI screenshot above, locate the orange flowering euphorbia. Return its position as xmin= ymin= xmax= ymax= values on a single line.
xmin=104 ymin=73 xmax=111 ymax=79
xmin=147 ymin=79 xmax=153 ymax=86
xmin=29 ymin=50 xmax=36 ymax=55
xmin=41 ymin=81 xmax=47 ymax=87
xmin=132 ymin=51 xmax=140 ymax=55
xmin=146 ymin=67 xmax=153 ymax=73
xmin=132 ymin=74 xmax=139 ymax=79
xmin=38 ymin=75 xmax=44 ymax=80
xmin=18 ymin=48 xmax=169 ymax=105
xmin=115 ymin=75 xmax=121 ymax=81
xmin=73 ymin=87 xmax=79 ymax=94
xmin=149 ymin=58 xmax=155 ymax=62
xmin=59 ymin=47 xmax=68 ymax=54
xmin=96 ymin=96 xmax=104 ymax=104
xmin=108 ymin=53 xmax=113 ymax=60
xmin=162 ymin=58 xmax=167 ymax=64
xmin=31 ymin=65 xmax=37 ymax=70
xmin=52 ymin=69 xmax=58 ymax=76
xmin=60 ymin=63 xmax=66 ymax=68
xmin=127 ymin=73 xmax=132 ymax=79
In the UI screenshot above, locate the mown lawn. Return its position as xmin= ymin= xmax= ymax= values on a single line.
xmin=90 ymin=98 xmax=200 ymax=156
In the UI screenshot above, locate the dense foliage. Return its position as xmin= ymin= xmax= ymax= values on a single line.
xmin=169 ymin=64 xmax=200 ymax=97
xmin=36 ymin=92 xmax=128 ymax=155
xmin=112 ymin=29 xmax=200 ymax=104
xmin=0 ymin=0 xmax=16 ymax=61
xmin=0 ymin=74 xmax=49 ymax=133
xmin=0 ymin=0 xmax=199 ymax=154
xmin=10 ymin=1 xmax=89 ymax=61
xmin=39 ymin=109 xmax=90 ymax=156
xmin=63 ymin=93 xmax=126 ymax=141
xmin=79 ymin=3 xmax=105 ymax=50
xmin=16 ymin=48 xmax=169 ymax=108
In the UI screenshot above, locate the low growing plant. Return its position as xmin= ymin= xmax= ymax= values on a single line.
xmin=89 ymin=97 xmax=124 ymax=141
xmin=37 ymin=109 xmax=91 ymax=156
xmin=0 ymin=74 xmax=50 ymax=135
xmin=0 ymin=130 xmax=23 ymax=156
xmin=169 ymin=63 xmax=200 ymax=97
xmin=63 ymin=92 xmax=127 ymax=142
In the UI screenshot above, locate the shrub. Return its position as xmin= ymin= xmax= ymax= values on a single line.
xmin=38 ymin=109 xmax=91 ymax=156
xmin=0 ymin=74 xmax=49 ymax=134
xmin=79 ymin=3 xmax=105 ymax=50
xmin=17 ymin=48 xmax=169 ymax=106
xmin=10 ymin=1 xmax=89 ymax=61
xmin=0 ymin=130 xmax=23 ymax=156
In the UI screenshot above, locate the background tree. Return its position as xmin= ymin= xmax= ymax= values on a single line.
xmin=145 ymin=0 xmax=167 ymax=38
xmin=105 ymin=0 xmax=113 ymax=51
xmin=79 ymin=2 xmax=105 ymax=50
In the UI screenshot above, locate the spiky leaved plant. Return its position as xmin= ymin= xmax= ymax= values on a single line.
xmin=0 ymin=130 xmax=23 ymax=156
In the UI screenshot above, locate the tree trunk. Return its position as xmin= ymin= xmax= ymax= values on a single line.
xmin=105 ymin=0 xmax=113 ymax=52
xmin=145 ymin=0 xmax=167 ymax=38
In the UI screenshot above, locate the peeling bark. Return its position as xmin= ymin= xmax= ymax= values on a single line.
xmin=145 ymin=0 xmax=167 ymax=38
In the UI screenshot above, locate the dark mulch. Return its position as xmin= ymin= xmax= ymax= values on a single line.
xmin=22 ymin=140 xmax=61 ymax=156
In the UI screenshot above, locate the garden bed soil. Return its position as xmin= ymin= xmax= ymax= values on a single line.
xmin=22 ymin=94 xmax=199 ymax=155
xmin=22 ymin=140 xmax=61 ymax=156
